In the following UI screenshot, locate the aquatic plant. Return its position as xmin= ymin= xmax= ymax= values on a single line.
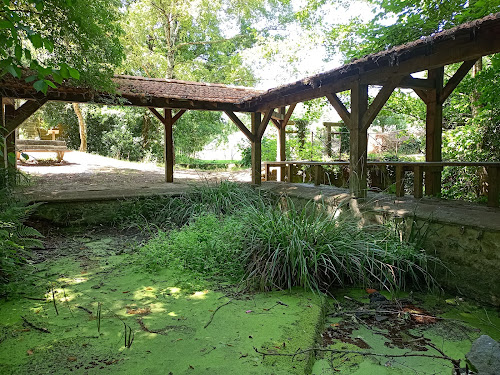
xmin=241 ymin=199 xmax=439 ymax=293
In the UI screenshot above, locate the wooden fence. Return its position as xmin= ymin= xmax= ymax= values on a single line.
xmin=263 ymin=161 xmax=500 ymax=207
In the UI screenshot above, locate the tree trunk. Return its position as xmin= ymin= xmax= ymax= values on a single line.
xmin=471 ymin=57 xmax=483 ymax=117
xmin=72 ymin=103 xmax=87 ymax=152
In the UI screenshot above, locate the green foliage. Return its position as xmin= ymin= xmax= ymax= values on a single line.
xmin=140 ymin=214 xmax=245 ymax=281
xmin=42 ymin=103 xmax=162 ymax=161
xmin=326 ymin=0 xmax=500 ymax=62
xmin=137 ymin=182 xmax=439 ymax=294
xmin=114 ymin=181 xmax=269 ymax=230
xmin=241 ymin=199 xmax=438 ymax=293
xmin=239 ymin=136 xmax=278 ymax=166
xmin=0 ymin=191 xmax=43 ymax=293
xmin=0 ymin=0 xmax=124 ymax=91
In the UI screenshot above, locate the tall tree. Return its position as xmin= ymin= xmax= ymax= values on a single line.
xmin=72 ymin=103 xmax=87 ymax=152
xmin=118 ymin=0 xmax=296 ymax=157
xmin=0 ymin=0 xmax=124 ymax=92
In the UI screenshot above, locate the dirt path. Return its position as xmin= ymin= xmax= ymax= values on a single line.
xmin=16 ymin=151 xmax=251 ymax=201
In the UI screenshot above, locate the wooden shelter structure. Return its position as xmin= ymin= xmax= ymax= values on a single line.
xmin=2 ymin=12 xmax=500 ymax=199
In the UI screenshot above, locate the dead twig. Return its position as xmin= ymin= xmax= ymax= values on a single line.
xmin=253 ymin=346 xmax=461 ymax=369
xmin=77 ymin=306 xmax=93 ymax=314
xmin=51 ymin=285 xmax=58 ymax=316
xmin=204 ymin=299 xmax=233 ymax=329
xmin=21 ymin=316 xmax=50 ymax=333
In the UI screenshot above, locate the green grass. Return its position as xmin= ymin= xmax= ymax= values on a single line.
xmin=241 ymin=199 xmax=439 ymax=293
xmin=140 ymin=213 xmax=246 ymax=281
xmin=136 ymin=182 xmax=439 ymax=295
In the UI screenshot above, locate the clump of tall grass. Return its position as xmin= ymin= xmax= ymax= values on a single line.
xmin=114 ymin=181 xmax=270 ymax=230
xmin=241 ymin=199 xmax=439 ymax=293
xmin=135 ymin=181 xmax=439 ymax=293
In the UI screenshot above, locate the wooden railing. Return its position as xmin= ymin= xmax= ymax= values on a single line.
xmin=262 ymin=161 xmax=500 ymax=207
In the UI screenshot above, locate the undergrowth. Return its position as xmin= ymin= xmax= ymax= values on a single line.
xmin=137 ymin=181 xmax=440 ymax=294
xmin=0 ymin=190 xmax=43 ymax=295
xmin=140 ymin=214 xmax=245 ymax=281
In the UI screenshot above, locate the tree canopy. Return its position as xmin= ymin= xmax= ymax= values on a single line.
xmin=0 ymin=0 xmax=124 ymax=92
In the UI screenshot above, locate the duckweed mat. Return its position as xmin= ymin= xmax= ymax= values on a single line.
xmin=312 ymin=289 xmax=500 ymax=374
xmin=0 ymin=228 xmax=323 ymax=375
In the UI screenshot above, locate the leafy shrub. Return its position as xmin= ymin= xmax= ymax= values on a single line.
xmin=140 ymin=214 xmax=245 ymax=281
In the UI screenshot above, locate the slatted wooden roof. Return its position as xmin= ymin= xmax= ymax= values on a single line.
xmin=0 ymin=74 xmax=261 ymax=112
xmin=240 ymin=12 xmax=500 ymax=111
xmin=1 ymin=12 xmax=500 ymax=112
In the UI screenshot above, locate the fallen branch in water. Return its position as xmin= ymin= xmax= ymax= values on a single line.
xmin=204 ymin=299 xmax=233 ymax=329
xmin=77 ymin=306 xmax=93 ymax=314
xmin=253 ymin=346 xmax=461 ymax=372
xmin=21 ymin=316 xmax=50 ymax=333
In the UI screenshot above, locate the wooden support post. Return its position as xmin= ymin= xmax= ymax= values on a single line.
xmin=487 ymin=166 xmax=499 ymax=207
xmin=325 ymin=123 xmax=332 ymax=157
xmin=314 ymin=165 xmax=323 ymax=186
xmin=287 ymin=163 xmax=292 ymax=182
xmin=277 ymin=117 xmax=286 ymax=182
xmin=395 ymin=165 xmax=404 ymax=197
xmin=413 ymin=165 xmax=423 ymax=199
xmin=349 ymin=83 xmax=369 ymax=198
xmin=425 ymin=67 xmax=444 ymax=196
xmin=149 ymin=108 xmax=186 ymax=183
xmin=4 ymin=103 xmax=16 ymax=184
xmin=164 ymin=109 xmax=174 ymax=183
xmin=264 ymin=162 xmax=270 ymax=181
xmin=251 ymin=112 xmax=262 ymax=185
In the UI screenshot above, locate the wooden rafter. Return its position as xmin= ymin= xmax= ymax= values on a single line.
xmin=246 ymin=15 xmax=500 ymax=111
xmin=257 ymin=110 xmax=274 ymax=139
xmin=326 ymin=93 xmax=351 ymax=127
xmin=282 ymin=104 xmax=296 ymax=128
xmin=440 ymin=59 xmax=477 ymax=103
xmin=398 ymin=76 xmax=435 ymax=90
xmin=361 ymin=75 xmax=404 ymax=130
xmin=149 ymin=107 xmax=186 ymax=125
xmin=224 ymin=110 xmax=254 ymax=142
xmin=5 ymin=99 xmax=47 ymax=135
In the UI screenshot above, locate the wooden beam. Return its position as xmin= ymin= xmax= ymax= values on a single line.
xmin=398 ymin=76 xmax=435 ymax=90
xmin=425 ymin=67 xmax=444 ymax=196
xmin=224 ymin=111 xmax=254 ymax=142
xmin=440 ymin=59 xmax=477 ymax=103
xmin=326 ymin=93 xmax=351 ymax=127
xmin=361 ymin=76 xmax=403 ymax=130
xmin=150 ymin=107 xmax=186 ymax=125
xmin=5 ymin=99 xmax=47 ymax=135
xmin=413 ymin=89 xmax=428 ymax=103
xmin=271 ymin=118 xmax=281 ymax=130
xmin=172 ymin=109 xmax=186 ymax=124
xmin=149 ymin=107 xmax=164 ymax=123
xmin=349 ymin=82 xmax=369 ymax=198
xmin=257 ymin=110 xmax=273 ymax=139
xmin=246 ymin=17 xmax=500 ymax=111
xmin=282 ymin=103 xmax=296 ymax=128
